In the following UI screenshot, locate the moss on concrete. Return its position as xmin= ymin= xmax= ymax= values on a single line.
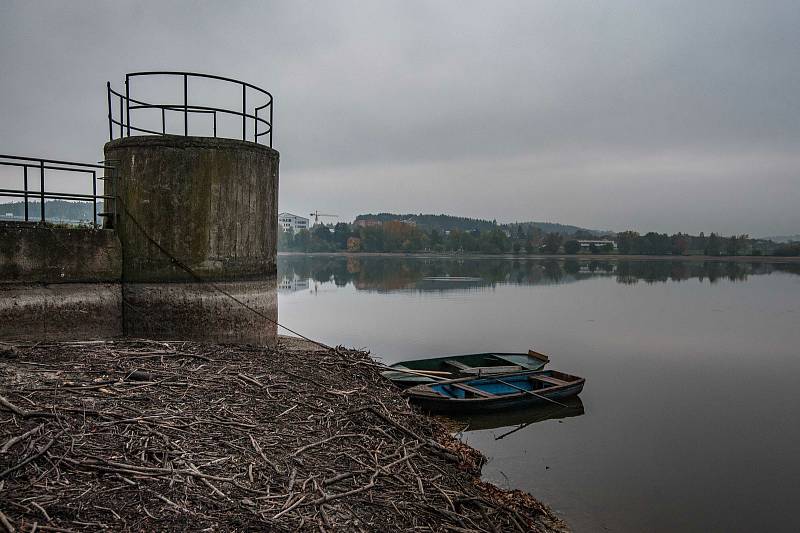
xmin=0 ymin=222 xmax=122 ymax=283
xmin=105 ymin=135 xmax=279 ymax=282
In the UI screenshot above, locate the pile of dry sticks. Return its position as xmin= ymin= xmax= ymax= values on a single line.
xmin=0 ymin=338 xmax=565 ymax=532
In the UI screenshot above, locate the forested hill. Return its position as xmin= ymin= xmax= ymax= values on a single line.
xmin=508 ymin=221 xmax=612 ymax=236
xmin=354 ymin=213 xmax=609 ymax=236
xmin=355 ymin=213 xmax=496 ymax=232
xmin=0 ymin=200 xmax=96 ymax=222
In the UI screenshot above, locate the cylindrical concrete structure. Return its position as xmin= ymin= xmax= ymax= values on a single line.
xmin=104 ymin=135 xmax=279 ymax=282
xmin=104 ymin=135 xmax=279 ymax=346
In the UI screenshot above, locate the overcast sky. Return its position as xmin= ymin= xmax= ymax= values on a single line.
xmin=1 ymin=1 xmax=798 ymax=236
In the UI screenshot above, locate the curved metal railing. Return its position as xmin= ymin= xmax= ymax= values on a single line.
xmin=0 ymin=154 xmax=116 ymax=226
xmin=107 ymin=71 xmax=273 ymax=147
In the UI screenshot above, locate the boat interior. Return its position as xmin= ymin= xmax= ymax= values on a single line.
xmin=430 ymin=371 xmax=577 ymax=399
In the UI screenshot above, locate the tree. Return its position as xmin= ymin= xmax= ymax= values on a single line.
xmin=524 ymin=240 xmax=536 ymax=254
xmin=429 ymin=229 xmax=442 ymax=248
xmin=773 ymin=243 xmax=800 ymax=256
xmin=293 ymin=229 xmax=310 ymax=251
xmin=332 ymin=223 xmax=351 ymax=248
xmin=670 ymin=233 xmax=689 ymax=256
xmin=278 ymin=228 xmax=294 ymax=250
xmin=563 ymin=240 xmax=580 ymax=254
xmin=312 ymin=224 xmax=332 ymax=242
xmin=616 ymin=231 xmax=640 ymax=255
xmin=726 ymin=235 xmax=739 ymax=256
xmin=705 ymin=233 xmax=721 ymax=256
xmin=542 ymin=233 xmax=562 ymax=254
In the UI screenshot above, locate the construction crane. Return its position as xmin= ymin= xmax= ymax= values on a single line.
xmin=309 ymin=210 xmax=338 ymax=225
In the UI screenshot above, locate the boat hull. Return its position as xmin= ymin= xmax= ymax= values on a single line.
xmin=382 ymin=351 xmax=549 ymax=387
xmin=404 ymin=370 xmax=585 ymax=414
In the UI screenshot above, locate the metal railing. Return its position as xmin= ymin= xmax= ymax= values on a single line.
xmin=0 ymin=154 xmax=115 ymax=227
xmin=107 ymin=71 xmax=274 ymax=147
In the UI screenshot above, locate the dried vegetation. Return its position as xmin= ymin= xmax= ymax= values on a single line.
xmin=0 ymin=338 xmax=566 ymax=532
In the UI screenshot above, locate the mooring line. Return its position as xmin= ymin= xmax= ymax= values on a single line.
xmin=115 ymin=197 xmax=335 ymax=353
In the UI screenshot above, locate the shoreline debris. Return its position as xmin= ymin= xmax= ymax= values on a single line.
xmin=0 ymin=337 xmax=567 ymax=532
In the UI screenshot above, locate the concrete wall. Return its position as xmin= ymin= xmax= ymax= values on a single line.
xmin=0 ymin=223 xmax=123 ymax=341
xmin=1 ymin=135 xmax=279 ymax=347
xmin=0 ymin=283 xmax=122 ymax=341
xmin=123 ymin=279 xmax=277 ymax=345
xmin=105 ymin=136 xmax=279 ymax=282
xmin=0 ymin=222 xmax=122 ymax=283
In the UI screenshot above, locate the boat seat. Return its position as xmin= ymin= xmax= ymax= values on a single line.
xmin=461 ymin=365 xmax=524 ymax=375
xmin=443 ymin=359 xmax=472 ymax=371
xmin=534 ymin=375 xmax=567 ymax=386
xmin=450 ymin=383 xmax=495 ymax=398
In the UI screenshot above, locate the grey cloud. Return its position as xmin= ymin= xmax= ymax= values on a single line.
xmin=1 ymin=0 xmax=798 ymax=235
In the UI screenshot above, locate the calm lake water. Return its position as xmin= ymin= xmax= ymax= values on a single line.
xmin=277 ymin=255 xmax=800 ymax=533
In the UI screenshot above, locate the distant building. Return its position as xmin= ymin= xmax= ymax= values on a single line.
xmin=354 ymin=219 xmax=382 ymax=228
xmin=278 ymin=212 xmax=309 ymax=233
xmin=278 ymin=274 xmax=310 ymax=293
xmin=577 ymin=239 xmax=617 ymax=251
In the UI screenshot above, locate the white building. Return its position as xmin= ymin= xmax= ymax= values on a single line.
xmin=278 ymin=274 xmax=310 ymax=293
xmin=577 ymin=239 xmax=617 ymax=251
xmin=278 ymin=212 xmax=309 ymax=233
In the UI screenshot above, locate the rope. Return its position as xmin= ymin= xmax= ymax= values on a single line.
xmin=115 ymin=197 xmax=335 ymax=352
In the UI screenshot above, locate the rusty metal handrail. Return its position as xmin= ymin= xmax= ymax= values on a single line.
xmin=0 ymin=154 xmax=115 ymax=226
xmin=107 ymin=71 xmax=274 ymax=147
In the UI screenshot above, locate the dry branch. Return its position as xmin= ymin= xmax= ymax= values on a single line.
xmin=0 ymin=339 xmax=566 ymax=532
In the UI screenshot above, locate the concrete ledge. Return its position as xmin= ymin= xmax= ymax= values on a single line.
xmin=105 ymin=134 xmax=279 ymax=157
xmin=0 ymin=282 xmax=122 ymax=341
xmin=0 ymin=222 xmax=122 ymax=283
xmin=123 ymin=278 xmax=277 ymax=346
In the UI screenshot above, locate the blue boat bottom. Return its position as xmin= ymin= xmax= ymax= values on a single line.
xmin=431 ymin=374 xmax=549 ymax=399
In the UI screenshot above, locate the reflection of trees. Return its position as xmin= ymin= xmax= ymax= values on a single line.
xmin=773 ymin=263 xmax=800 ymax=276
xmin=277 ymin=256 xmax=796 ymax=292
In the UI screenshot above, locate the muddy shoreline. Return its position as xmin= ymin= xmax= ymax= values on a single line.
xmin=0 ymin=336 xmax=568 ymax=532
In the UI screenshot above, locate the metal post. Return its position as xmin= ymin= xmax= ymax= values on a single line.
xmin=119 ymin=96 xmax=123 ymax=138
xmin=255 ymin=108 xmax=258 ymax=142
xmin=23 ymin=166 xmax=28 ymax=221
xmin=39 ymin=161 xmax=45 ymax=222
xmin=184 ymin=74 xmax=188 ymax=136
xmin=269 ymin=103 xmax=273 ymax=148
xmin=92 ymin=171 xmax=97 ymax=228
xmin=162 ymin=108 xmax=166 ymax=134
xmin=213 ymin=112 xmax=217 ymax=137
xmin=113 ymin=167 xmax=118 ymax=228
xmin=107 ymin=82 xmax=113 ymax=141
xmin=125 ymin=75 xmax=130 ymax=137
xmin=242 ymin=84 xmax=247 ymax=141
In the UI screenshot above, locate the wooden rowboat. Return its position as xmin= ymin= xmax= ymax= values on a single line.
xmin=381 ymin=350 xmax=550 ymax=387
xmin=403 ymin=370 xmax=585 ymax=414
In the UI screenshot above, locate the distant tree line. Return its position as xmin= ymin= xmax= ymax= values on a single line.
xmin=279 ymin=219 xmax=800 ymax=257
xmin=280 ymin=221 xmax=519 ymax=254
xmin=0 ymin=200 xmax=96 ymax=222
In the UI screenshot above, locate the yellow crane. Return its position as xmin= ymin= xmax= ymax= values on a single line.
xmin=309 ymin=211 xmax=338 ymax=225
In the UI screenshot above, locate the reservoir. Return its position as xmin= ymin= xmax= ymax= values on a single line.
xmin=278 ymin=255 xmax=800 ymax=533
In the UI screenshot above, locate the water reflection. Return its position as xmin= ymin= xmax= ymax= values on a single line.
xmin=279 ymin=255 xmax=800 ymax=292
xmin=0 ymin=278 xmax=278 ymax=345
xmin=448 ymin=397 xmax=585 ymax=434
xmin=278 ymin=254 xmax=800 ymax=533
xmin=123 ymin=278 xmax=277 ymax=345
